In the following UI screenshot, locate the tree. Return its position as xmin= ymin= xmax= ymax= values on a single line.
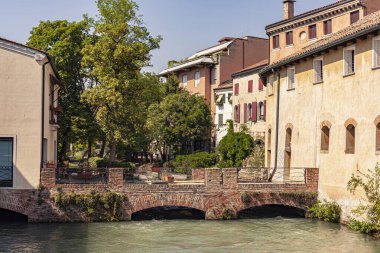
xmin=218 ymin=120 xmax=254 ymax=167
xmin=27 ymin=19 xmax=101 ymax=161
xmin=146 ymin=91 xmax=212 ymax=160
xmin=81 ymin=0 xmax=162 ymax=163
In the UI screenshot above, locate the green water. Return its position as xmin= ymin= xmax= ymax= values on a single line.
xmin=0 ymin=218 xmax=379 ymax=253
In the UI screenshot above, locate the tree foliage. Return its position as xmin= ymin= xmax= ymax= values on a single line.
xmin=218 ymin=121 xmax=254 ymax=167
xmin=81 ymin=0 xmax=162 ymax=162
xmin=146 ymin=92 xmax=212 ymax=157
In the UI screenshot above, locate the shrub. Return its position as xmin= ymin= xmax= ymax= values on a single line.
xmin=88 ymin=157 xmax=108 ymax=168
xmin=307 ymin=201 xmax=341 ymax=223
xmin=173 ymin=152 xmax=217 ymax=169
xmin=348 ymin=219 xmax=380 ymax=235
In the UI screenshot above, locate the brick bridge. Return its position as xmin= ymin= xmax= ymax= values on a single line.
xmin=0 ymin=168 xmax=319 ymax=222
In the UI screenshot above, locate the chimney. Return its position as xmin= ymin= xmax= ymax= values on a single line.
xmin=283 ymin=0 xmax=296 ymax=19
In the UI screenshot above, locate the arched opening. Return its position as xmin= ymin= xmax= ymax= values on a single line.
xmin=284 ymin=127 xmax=292 ymax=180
xmin=346 ymin=124 xmax=355 ymax=154
xmin=321 ymin=126 xmax=330 ymax=152
xmin=238 ymin=205 xmax=305 ymax=219
xmin=132 ymin=206 xmax=205 ymax=221
xmin=0 ymin=208 xmax=27 ymax=223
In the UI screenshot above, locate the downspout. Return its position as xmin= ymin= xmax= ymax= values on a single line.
xmin=40 ymin=57 xmax=50 ymax=183
xmin=269 ymin=69 xmax=281 ymax=182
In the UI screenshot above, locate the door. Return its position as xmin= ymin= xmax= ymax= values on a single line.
xmin=284 ymin=128 xmax=292 ymax=180
xmin=0 ymin=138 xmax=13 ymax=187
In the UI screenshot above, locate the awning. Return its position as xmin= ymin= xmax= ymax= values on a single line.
xmin=159 ymin=57 xmax=214 ymax=76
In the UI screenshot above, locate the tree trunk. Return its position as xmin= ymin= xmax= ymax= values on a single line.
xmin=109 ymin=139 xmax=117 ymax=165
xmin=100 ymin=138 xmax=106 ymax=158
xmin=88 ymin=139 xmax=93 ymax=158
xmin=59 ymin=140 xmax=68 ymax=163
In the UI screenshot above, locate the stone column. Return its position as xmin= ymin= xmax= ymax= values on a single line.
xmin=108 ymin=168 xmax=124 ymax=190
xmin=222 ymin=168 xmax=238 ymax=189
xmin=305 ymin=168 xmax=319 ymax=192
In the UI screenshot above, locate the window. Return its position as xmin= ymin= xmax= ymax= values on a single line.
xmin=268 ymin=75 xmax=274 ymax=95
xmin=343 ymin=46 xmax=356 ymax=75
xmin=373 ymin=36 xmax=380 ymax=68
xmin=248 ymin=80 xmax=253 ymax=93
xmin=273 ymin=35 xmax=280 ymax=49
xmin=286 ymin=31 xmax=293 ymax=46
xmin=321 ymin=126 xmax=330 ymax=152
xmin=324 ymin=20 xmax=332 ymax=35
xmin=182 ymin=75 xmax=188 ymax=87
xmin=314 ymin=57 xmax=323 ymax=83
xmin=194 ymin=71 xmax=200 ymax=86
xmin=259 ymin=102 xmax=265 ymax=120
xmin=376 ymin=123 xmax=380 ymax=152
xmin=218 ymin=114 xmax=224 ymax=127
xmin=234 ymin=105 xmax=240 ymax=123
xmin=234 ymin=83 xmax=239 ymax=95
xmin=214 ymin=67 xmax=218 ymax=81
xmin=287 ymin=67 xmax=296 ymax=90
xmin=258 ymin=78 xmax=264 ymax=91
xmin=248 ymin=103 xmax=252 ymax=121
xmin=351 ymin=11 xmax=360 ymax=24
xmin=346 ymin=124 xmax=356 ymax=154
xmin=309 ymin=24 xmax=317 ymax=40
xmin=0 ymin=138 xmax=13 ymax=187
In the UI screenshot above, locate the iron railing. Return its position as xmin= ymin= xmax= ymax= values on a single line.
xmin=56 ymin=166 xmax=109 ymax=184
xmin=238 ymin=167 xmax=306 ymax=184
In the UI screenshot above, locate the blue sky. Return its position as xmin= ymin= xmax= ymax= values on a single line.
xmin=0 ymin=0 xmax=334 ymax=73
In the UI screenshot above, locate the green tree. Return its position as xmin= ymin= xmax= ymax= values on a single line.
xmin=27 ymin=19 xmax=101 ymax=161
xmin=146 ymin=91 xmax=212 ymax=160
xmin=81 ymin=0 xmax=161 ymax=163
xmin=347 ymin=165 xmax=380 ymax=235
xmin=218 ymin=121 xmax=254 ymax=167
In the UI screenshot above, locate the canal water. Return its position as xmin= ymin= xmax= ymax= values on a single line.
xmin=0 ymin=218 xmax=380 ymax=253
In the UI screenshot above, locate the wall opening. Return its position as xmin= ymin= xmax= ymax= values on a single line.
xmin=238 ymin=205 xmax=305 ymax=219
xmin=132 ymin=206 xmax=205 ymax=221
xmin=0 ymin=209 xmax=28 ymax=223
xmin=321 ymin=126 xmax=330 ymax=152
xmin=284 ymin=127 xmax=292 ymax=179
xmin=376 ymin=123 xmax=380 ymax=152
xmin=346 ymin=124 xmax=355 ymax=154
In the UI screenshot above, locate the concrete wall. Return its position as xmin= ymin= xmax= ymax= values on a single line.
xmin=266 ymin=35 xmax=380 ymax=220
xmin=0 ymin=48 xmax=58 ymax=189
xmin=232 ymin=71 xmax=266 ymax=139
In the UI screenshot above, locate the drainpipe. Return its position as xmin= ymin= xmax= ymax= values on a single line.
xmin=269 ymin=69 xmax=281 ymax=182
xmin=37 ymin=55 xmax=51 ymax=183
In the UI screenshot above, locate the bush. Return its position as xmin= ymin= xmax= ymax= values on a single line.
xmin=348 ymin=219 xmax=380 ymax=235
xmin=307 ymin=201 xmax=341 ymax=223
xmin=88 ymin=157 xmax=108 ymax=168
xmin=173 ymin=152 xmax=217 ymax=169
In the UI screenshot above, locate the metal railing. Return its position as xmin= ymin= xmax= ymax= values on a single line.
xmin=56 ymin=166 xmax=109 ymax=184
xmin=124 ymin=167 xmax=202 ymax=184
xmin=238 ymin=167 xmax=306 ymax=184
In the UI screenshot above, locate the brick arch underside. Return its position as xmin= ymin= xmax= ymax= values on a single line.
xmin=0 ymin=194 xmax=31 ymax=217
xmin=129 ymin=193 xmax=207 ymax=214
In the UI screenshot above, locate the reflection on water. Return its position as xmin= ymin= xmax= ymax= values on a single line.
xmin=0 ymin=218 xmax=379 ymax=253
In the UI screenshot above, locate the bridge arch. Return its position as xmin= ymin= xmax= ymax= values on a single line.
xmin=0 ymin=194 xmax=30 ymax=219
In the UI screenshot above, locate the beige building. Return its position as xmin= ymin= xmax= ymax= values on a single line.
xmin=0 ymin=37 xmax=62 ymax=190
xmin=160 ymin=36 xmax=269 ymax=148
xmin=260 ymin=6 xmax=380 ymax=219
xmin=231 ymin=60 xmax=268 ymax=141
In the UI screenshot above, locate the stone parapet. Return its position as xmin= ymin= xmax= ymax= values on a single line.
xmin=192 ymin=168 xmax=205 ymax=181
xmin=222 ymin=168 xmax=238 ymax=189
xmin=205 ymin=168 xmax=222 ymax=190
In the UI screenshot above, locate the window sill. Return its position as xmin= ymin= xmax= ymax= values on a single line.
xmin=372 ymin=66 xmax=380 ymax=71
xmin=308 ymin=38 xmax=318 ymax=42
xmin=320 ymin=150 xmax=329 ymax=154
xmin=313 ymin=81 xmax=324 ymax=85
xmin=268 ymin=93 xmax=274 ymax=97
xmin=345 ymin=151 xmax=355 ymax=155
xmin=272 ymin=48 xmax=280 ymax=51
xmin=343 ymin=73 xmax=355 ymax=78
xmin=376 ymin=150 xmax=380 ymax=155
xmin=287 ymin=88 xmax=296 ymax=91
xmin=285 ymin=44 xmax=294 ymax=48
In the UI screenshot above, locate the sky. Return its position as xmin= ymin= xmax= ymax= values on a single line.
xmin=0 ymin=0 xmax=335 ymax=73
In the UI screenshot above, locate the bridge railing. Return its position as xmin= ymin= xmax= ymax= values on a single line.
xmin=237 ymin=167 xmax=306 ymax=184
xmin=56 ymin=166 xmax=109 ymax=184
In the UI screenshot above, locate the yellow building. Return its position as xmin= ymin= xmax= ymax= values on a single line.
xmin=260 ymin=9 xmax=380 ymax=220
xmin=0 ymin=37 xmax=62 ymax=189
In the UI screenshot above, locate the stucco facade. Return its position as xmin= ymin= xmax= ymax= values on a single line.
xmin=0 ymin=38 xmax=61 ymax=190
xmin=231 ymin=62 xmax=267 ymax=141
xmin=261 ymin=10 xmax=380 ymax=219
xmin=214 ymin=86 xmax=233 ymax=146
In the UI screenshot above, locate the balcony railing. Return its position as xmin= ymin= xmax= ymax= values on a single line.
xmin=238 ymin=167 xmax=306 ymax=184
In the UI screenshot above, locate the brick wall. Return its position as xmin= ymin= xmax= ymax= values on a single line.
xmin=192 ymin=168 xmax=205 ymax=181
xmin=222 ymin=168 xmax=238 ymax=189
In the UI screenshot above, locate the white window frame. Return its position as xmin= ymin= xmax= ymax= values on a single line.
xmin=194 ymin=71 xmax=201 ymax=87
xmin=0 ymin=135 xmax=17 ymax=189
xmin=287 ymin=67 xmax=296 ymax=90
xmin=182 ymin=75 xmax=188 ymax=87
xmin=213 ymin=67 xmax=218 ymax=81
xmin=343 ymin=45 xmax=356 ymax=76
xmin=268 ymin=75 xmax=274 ymax=95
xmin=373 ymin=35 xmax=380 ymax=68
xmin=313 ymin=56 xmax=324 ymax=83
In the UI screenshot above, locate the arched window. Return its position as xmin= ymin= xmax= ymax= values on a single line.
xmin=376 ymin=123 xmax=380 ymax=152
xmin=321 ymin=126 xmax=330 ymax=152
xmin=346 ymin=124 xmax=355 ymax=154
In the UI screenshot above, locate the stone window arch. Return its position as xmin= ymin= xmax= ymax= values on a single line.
xmin=320 ymin=121 xmax=331 ymax=152
xmin=345 ymin=119 xmax=357 ymax=154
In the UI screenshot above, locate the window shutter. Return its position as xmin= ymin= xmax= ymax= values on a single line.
xmin=264 ymin=100 xmax=266 ymax=121
xmin=244 ymin=103 xmax=248 ymax=123
xmin=259 ymin=78 xmax=263 ymax=91
xmin=237 ymin=104 xmax=241 ymax=123
xmin=344 ymin=50 xmax=349 ymax=74
xmin=248 ymin=80 xmax=253 ymax=93
xmin=351 ymin=11 xmax=359 ymax=24
xmin=235 ymin=83 xmax=239 ymax=95
xmin=252 ymin=102 xmax=258 ymax=122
